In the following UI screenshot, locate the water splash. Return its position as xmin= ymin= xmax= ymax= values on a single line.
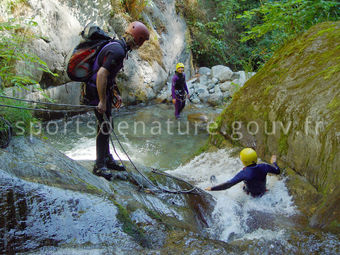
xmin=64 ymin=136 xmax=129 ymax=162
xmin=168 ymin=149 xmax=297 ymax=242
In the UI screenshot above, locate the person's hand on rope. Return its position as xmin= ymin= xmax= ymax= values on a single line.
xmin=172 ymin=98 xmax=176 ymax=104
xmin=205 ymin=187 xmax=212 ymax=191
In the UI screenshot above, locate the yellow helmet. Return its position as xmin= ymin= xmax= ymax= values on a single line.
xmin=176 ymin=63 xmax=184 ymax=71
xmin=240 ymin=148 xmax=257 ymax=166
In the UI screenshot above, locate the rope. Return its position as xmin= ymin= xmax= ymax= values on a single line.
xmin=151 ymin=168 xmax=202 ymax=195
xmin=104 ymin=114 xmax=199 ymax=194
xmin=0 ymin=95 xmax=200 ymax=194
xmin=0 ymin=103 xmax=95 ymax=113
xmin=0 ymin=95 xmax=94 ymax=108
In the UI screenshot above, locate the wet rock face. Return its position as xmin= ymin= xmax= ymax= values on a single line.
xmin=0 ymin=0 xmax=190 ymax=105
xmin=0 ymin=178 xmax=28 ymax=254
xmin=0 ymin=136 xmax=220 ymax=253
xmin=0 ymin=170 xmax=130 ymax=254
xmin=210 ymin=21 xmax=340 ymax=232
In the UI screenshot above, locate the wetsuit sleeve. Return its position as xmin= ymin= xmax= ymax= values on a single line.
xmin=211 ymin=171 xmax=245 ymax=191
xmin=102 ymin=50 xmax=125 ymax=71
xmin=267 ymin=162 xmax=280 ymax=175
xmin=171 ymin=75 xmax=177 ymax=99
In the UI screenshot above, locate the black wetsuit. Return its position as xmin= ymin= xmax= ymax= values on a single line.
xmin=171 ymin=72 xmax=188 ymax=118
xmin=211 ymin=163 xmax=280 ymax=197
xmin=86 ymin=39 xmax=128 ymax=167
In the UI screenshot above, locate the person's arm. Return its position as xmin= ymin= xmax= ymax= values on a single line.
xmin=206 ymin=171 xmax=245 ymax=191
xmin=96 ymin=67 xmax=110 ymax=114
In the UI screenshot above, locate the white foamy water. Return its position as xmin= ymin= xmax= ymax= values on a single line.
xmin=167 ymin=149 xmax=297 ymax=242
xmin=64 ymin=136 xmax=129 ymax=162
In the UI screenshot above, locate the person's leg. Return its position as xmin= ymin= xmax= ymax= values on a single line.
xmin=179 ymin=100 xmax=186 ymax=115
xmin=94 ymin=107 xmax=111 ymax=167
xmin=174 ymin=99 xmax=181 ymax=119
xmin=93 ymin=100 xmax=113 ymax=180
xmin=101 ymin=98 xmax=125 ymax=171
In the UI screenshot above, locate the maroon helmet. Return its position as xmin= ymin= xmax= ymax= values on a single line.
xmin=126 ymin=21 xmax=150 ymax=46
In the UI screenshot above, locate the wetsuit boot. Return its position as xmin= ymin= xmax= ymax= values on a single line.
xmin=105 ymin=154 xmax=125 ymax=171
xmin=93 ymin=163 xmax=112 ymax=181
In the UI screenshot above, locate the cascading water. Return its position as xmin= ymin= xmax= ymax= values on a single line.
xmin=42 ymin=104 xmax=339 ymax=254
xmin=168 ymin=149 xmax=296 ymax=243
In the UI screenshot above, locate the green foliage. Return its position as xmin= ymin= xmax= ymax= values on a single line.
xmin=238 ymin=0 xmax=340 ymax=67
xmin=178 ymin=0 xmax=339 ymax=71
xmin=177 ymin=0 xmax=261 ymax=70
xmin=0 ymin=18 xmax=57 ymax=89
xmin=0 ymin=18 xmax=57 ymax=135
xmin=120 ymin=0 xmax=149 ymax=20
xmin=5 ymin=0 xmax=29 ymax=13
xmin=0 ymin=98 xmax=37 ymax=135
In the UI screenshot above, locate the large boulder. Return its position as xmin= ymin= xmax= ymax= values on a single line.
xmin=0 ymin=0 xmax=191 ymax=105
xmin=211 ymin=65 xmax=233 ymax=82
xmin=209 ymin=22 xmax=340 ymax=232
xmin=0 ymin=136 xmax=226 ymax=253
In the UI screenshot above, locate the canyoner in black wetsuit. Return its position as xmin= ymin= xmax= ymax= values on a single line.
xmin=171 ymin=63 xmax=189 ymax=119
xmin=205 ymin=148 xmax=280 ymax=197
xmin=85 ymin=21 xmax=150 ymax=181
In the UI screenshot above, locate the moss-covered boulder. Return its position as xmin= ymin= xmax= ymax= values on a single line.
xmin=210 ymin=21 xmax=340 ymax=232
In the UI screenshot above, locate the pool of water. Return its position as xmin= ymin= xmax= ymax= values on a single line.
xmin=43 ymin=103 xmax=219 ymax=169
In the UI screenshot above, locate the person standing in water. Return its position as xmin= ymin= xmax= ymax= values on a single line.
xmin=205 ymin=148 xmax=280 ymax=197
xmin=86 ymin=21 xmax=150 ymax=180
xmin=172 ymin=63 xmax=189 ymax=119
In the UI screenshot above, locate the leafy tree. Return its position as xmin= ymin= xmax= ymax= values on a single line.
xmin=176 ymin=0 xmax=261 ymax=70
xmin=0 ymin=18 xmax=56 ymax=89
xmin=0 ymin=18 xmax=56 ymax=135
xmin=238 ymin=0 xmax=340 ymax=65
xmin=178 ymin=0 xmax=339 ymax=71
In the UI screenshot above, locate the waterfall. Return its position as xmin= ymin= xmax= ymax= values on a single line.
xmin=168 ymin=149 xmax=297 ymax=242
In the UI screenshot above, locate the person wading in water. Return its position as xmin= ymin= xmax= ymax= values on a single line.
xmin=86 ymin=21 xmax=150 ymax=180
xmin=171 ymin=63 xmax=189 ymax=119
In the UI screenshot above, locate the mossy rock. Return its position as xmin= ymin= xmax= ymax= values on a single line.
xmin=309 ymin=186 xmax=340 ymax=234
xmin=210 ymin=21 xmax=340 ymax=230
xmin=284 ymin=167 xmax=322 ymax=217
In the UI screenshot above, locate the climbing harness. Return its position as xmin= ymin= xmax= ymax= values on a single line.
xmin=174 ymin=90 xmax=187 ymax=102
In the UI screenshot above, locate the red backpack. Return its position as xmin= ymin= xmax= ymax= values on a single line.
xmin=66 ymin=24 xmax=113 ymax=82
